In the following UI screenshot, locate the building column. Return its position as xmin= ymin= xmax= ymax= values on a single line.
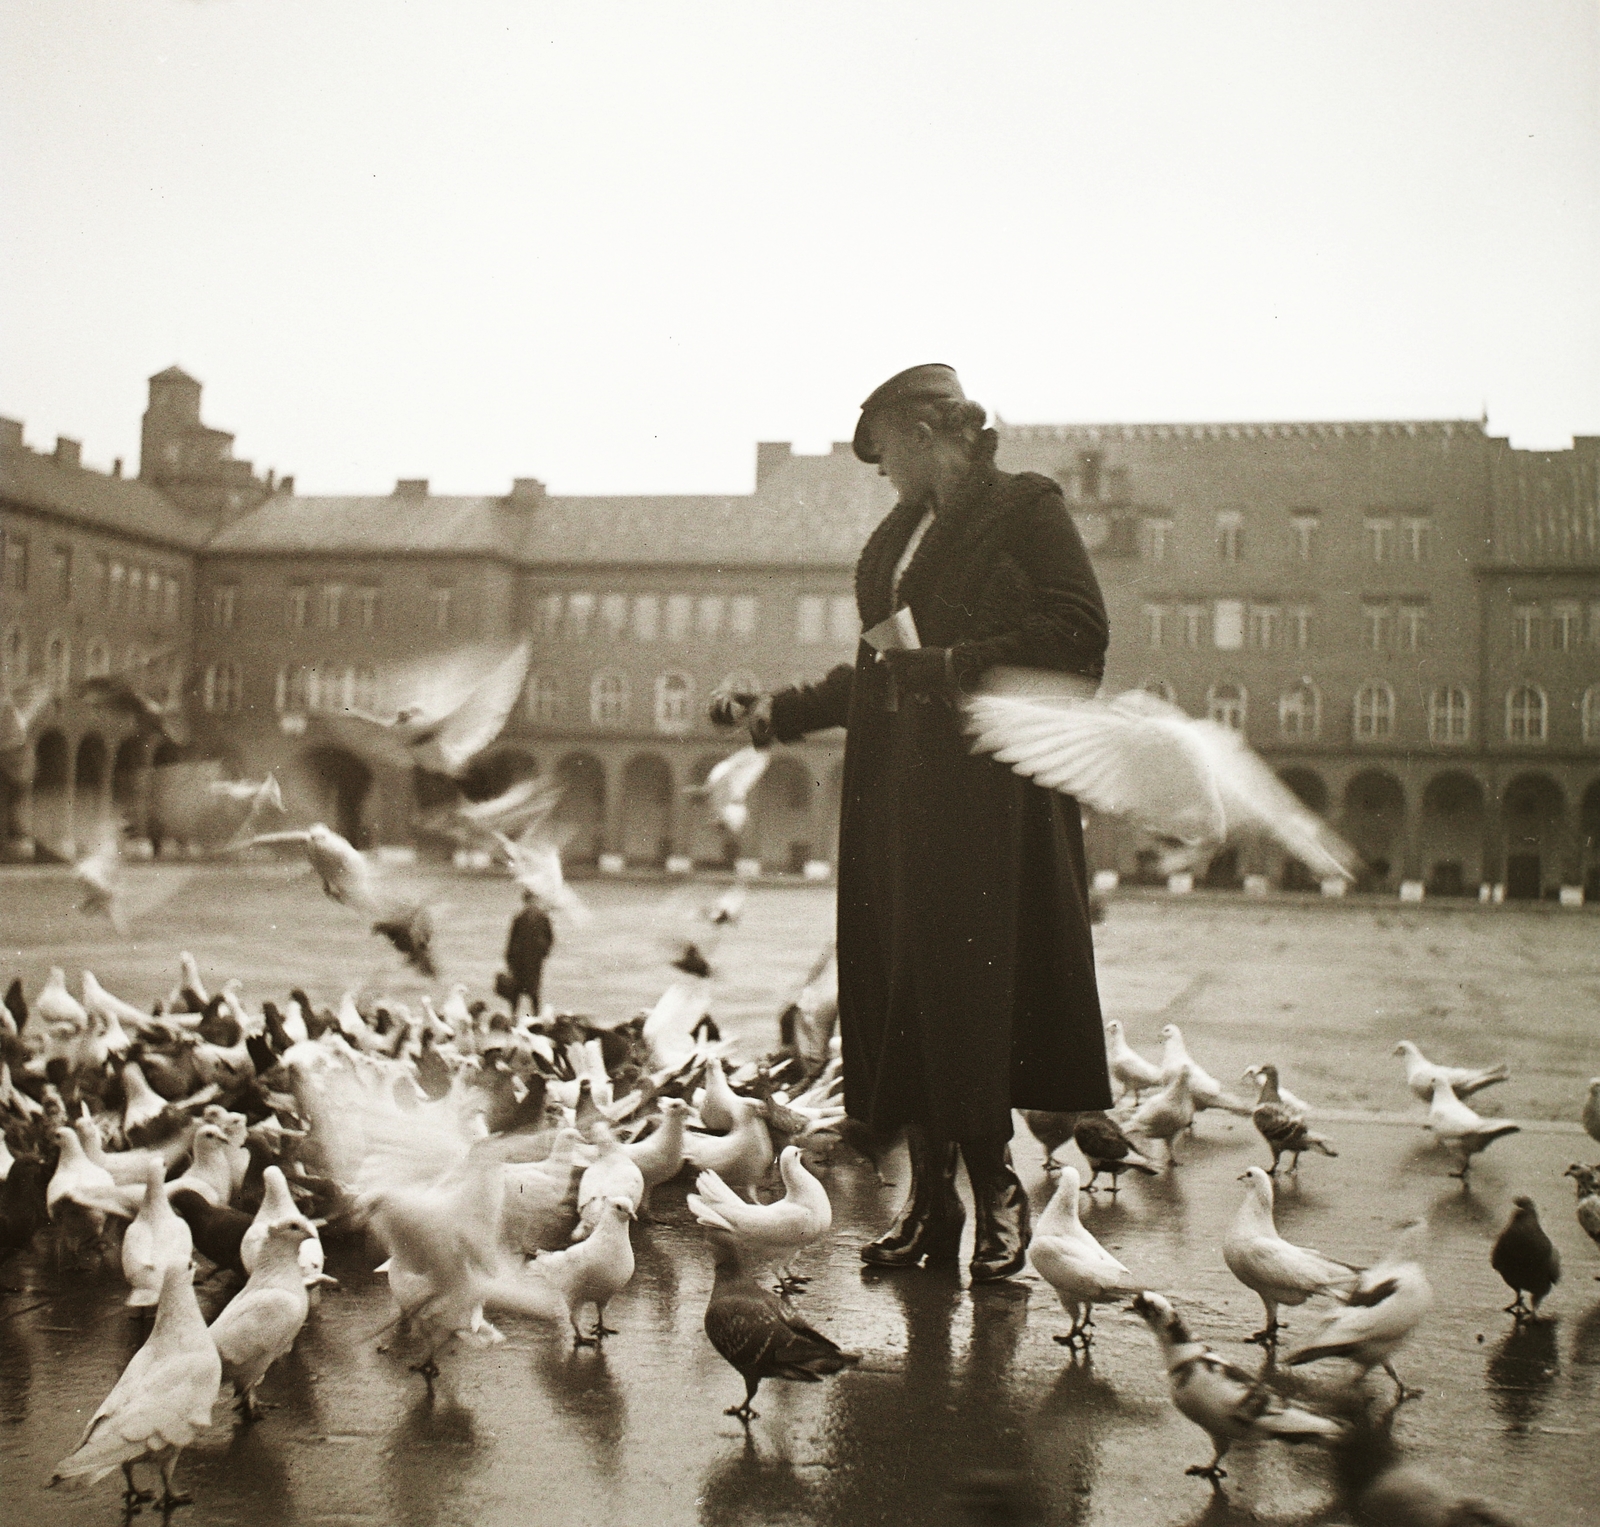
xmin=600 ymin=751 xmax=626 ymax=857
xmin=1480 ymin=779 xmax=1503 ymax=887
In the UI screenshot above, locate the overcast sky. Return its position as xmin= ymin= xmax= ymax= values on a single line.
xmin=2 ymin=1 xmax=1597 ymax=496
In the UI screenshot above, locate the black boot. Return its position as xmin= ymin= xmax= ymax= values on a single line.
xmin=962 ymin=1136 xmax=1031 ymax=1284
xmin=860 ymin=1123 xmax=964 ymax=1268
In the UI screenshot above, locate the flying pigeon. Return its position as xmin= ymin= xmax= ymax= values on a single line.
xmin=685 ymin=745 xmax=770 ymax=838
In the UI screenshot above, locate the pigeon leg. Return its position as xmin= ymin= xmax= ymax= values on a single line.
xmin=724 ymin=1374 xmax=761 ymax=1422
xmin=1382 ymin=1360 xmax=1423 ymax=1403
xmin=571 ymin=1313 xmax=599 ymax=1348
xmin=1245 ymin=1301 xmax=1279 ymax=1348
xmin=121 ymin=1461 xmax=155 ymax=1510
xmin=409 ymin=1352 xmax=441 ymax=1383
xmin=1184 ymin=1443 xmax=1229 ymax=1493
xmin=593 ymin=1301 xmax=620 ymax=1338
xmin=156 ymin=1448 xmax=193 ymax=1511
xmin=1502 ymin=1292 xmax=1530 ymax=1319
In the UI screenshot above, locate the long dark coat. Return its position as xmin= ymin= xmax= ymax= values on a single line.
xmin=769 ymin=465 xmax=1113 ymax=1141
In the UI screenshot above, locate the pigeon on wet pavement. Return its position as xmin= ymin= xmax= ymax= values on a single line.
xmin=209 ymin=1218 xmax=315 ymax=1421
xmin=701 ymin=1226 xmax=857 ymax=1424
xmin=1394 ymin=1042 xmax=1509 ymax=1104
xmin=1248 ymin=1063 xmax=1337 ymax=1176
xmin=1490 ymin=1196 xmax=1560 ymax=1320
xmin=1071 ymin=1112 xmax=1159 ymax=1197
xmin=1027 ymin=1165 xmax=1145 ymax=1350
xmin=1104 ymin=1020 xmax=1163 ymax=1105
xmin=1425 ymin=1078 xmax=1519 ymax=1182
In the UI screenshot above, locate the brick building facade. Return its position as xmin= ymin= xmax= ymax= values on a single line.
xmin=3 ymin=371 xmax=1597 ymax=898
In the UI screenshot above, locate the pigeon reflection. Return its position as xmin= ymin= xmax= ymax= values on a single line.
xmin=530 ymin=1334 xmax=627 ymax=1478
xmin=698 ymin=1431 xmax=816 ymax=1527
xmin=381 ymin=1388 xmax=483 ymax=1527
xmin=1485 ymin=1317 xmax=1559 ymax=1430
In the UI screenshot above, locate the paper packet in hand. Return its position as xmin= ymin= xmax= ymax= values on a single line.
xmin=862 ymin=607 xmax=920 ymax=653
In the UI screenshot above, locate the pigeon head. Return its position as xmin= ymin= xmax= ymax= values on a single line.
xmin=658 ymin=1098 xmax=690 ymax=1118
xmin=266 ymin=1218 xmax=315 ymax=1247
xmin=1394 ymin=1041 xmax=1418 ymax=1058
xmin=1510 ymin=1196 xmax=1538 ymax=1216
xmin=1128 ymin=1292 xmax=1189 ymax=1342
xmin=1158 ymin=1023 xmax=1178 ymax=1042
xmin=1104 ymin=1020 xmax=1123 ymax=1038
xmin=1237 ymin=1166 xmax=1274 ymax=1201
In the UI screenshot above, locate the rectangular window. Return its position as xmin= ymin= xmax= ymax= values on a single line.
xmin=1551 ymin=602 xmax=1580 ymax=652
xmin=211 ymin=585 xmax=237 ymax=630
xmin=1402 ymin=516 xmax=1430 ymax=561
xmin=52 ymin=545 xmax=72 ymax=601
xmin=564 ymin=592 xmax=595 ymax=639
xmin=1249 ymin=604 xmax=1279 ymax=650
xmin=1512 ymin=603 xmax=1540 ymax=651
xmin=633 ymin=594 xmax=659 ymax=641
xmin=322 ymin=583 xmax=344 ymax=630
xmin=536 ymin=593 xmax=562 ymax=638
xmin=129 ymin=567 xmax=144 ymax=613
xmin=163 ymin=575 xmax=179 ymax=624
xmin=287 ymin=584 xmax=309 ymax=629
xmin=356 ymin=586 xmax=379 ymax=630
xmin=1142 ymin=518 xmax=1170 ymax=562
xmin=829 ymin=595 xmax=858 ymax=645
xmin=1216 ymin=511 xmax=1243 ymax=563
xmin=696 ymin=596 xmax=725 ymax=638
xmin=1291 ymin=514 xmax=1318 ymax=561
xmin=1144 ymin=604 xmax=1166 ymax=649
xmin=599 ymin=593 xmax=628 ymax=639
xmin=728 ymin=595 xmax=757 ymax=638
xmin=1180 ymin=604 xmax=1205 ymax=648
xmin=354 ymin=667 xmax=379 ymax=711
xmin=1289 ymin=605 xmax=1313 ymax=650
xmin=797 ymin=595 xmax=826 ymax=644
xmin=109 ymin=562 xmax=125 ymax=611
xmin=1400 ymin=603 xmax=1427 ymax=651
xmin=2 ymin=531 xmax=28 ymax=592
xmin=1365 ymin=516 xmax=1394 ymax=562
xmin=666 ymin=594 xmax=693 ymax=640
xmin=94 ymin=555 xmax=110 ymax=605
xmin=1213 ymin=599 xmax=1245 ymax=650
xmin=431 ymin=586 xmax=453 ymax=634
xmin=1363 ymin=603 xmax=1392 ymax=650
xmin=528 ymin=673 xmax=560 ymax=724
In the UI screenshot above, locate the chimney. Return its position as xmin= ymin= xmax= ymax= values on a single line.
xmin=830 ymin=441 xmax=854 ymax=455
xmin=510 ymin=477 xmax=546 ymax=503
xmin=54 ymin=436 xmax=82 ymax=470
xmin=755 ymin=441 xmax=792 ymax=486
xmin=266 ymin=467 xmax=276 ymax=491
xmin=280 ymin=475 xmax=295 ymax=495
xmin=112 ymin=457 xmax=123 ymax=477
xmin=0 ymin=417 xmax=23 ymax=452
xmin=394 ymin=478 xmax=429 ymax=498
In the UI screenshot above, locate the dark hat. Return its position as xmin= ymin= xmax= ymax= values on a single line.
xmin=852 ymin=363 xmax=967 ymax=463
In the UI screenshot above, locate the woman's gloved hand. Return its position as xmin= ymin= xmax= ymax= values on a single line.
xmin=708 ymin=688 xmax=774 ymax=747
xmin=876 ymin=646 xmax=955 ymax=703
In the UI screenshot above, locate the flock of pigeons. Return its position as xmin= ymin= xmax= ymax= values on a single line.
xmin=3 ymin=940 xmax=1596 ymax=1518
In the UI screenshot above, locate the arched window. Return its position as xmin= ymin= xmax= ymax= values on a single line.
xmin=44 ymin=633 xmax=70 ymax=693
xmin=654 ymin=672 xmax=692 ymax=734
xmin=1278 ymin=680 xmax=1320 ymax=739
xmin=1139 ymin=677 xmax=1177 ymax=705
xmin=1505 ymin=685 xmax=1547 ymax=743
xmin=1207 ymin=682 xmax=1246 ymax=731
xmin=590 ymin=671 xmax=628 ymax=726
xmin=526 ymin=672 xmax=560 ymax=725
xmin=1353 ymin=681 xmax=1395 ymax=741
xmin=1427 ymin=686 xmax=1470 ymax=743
xmin=84 ymin=639 xmax=111 ymax=679
xmin=1583 ymin=685 xmax=1600 ymax=745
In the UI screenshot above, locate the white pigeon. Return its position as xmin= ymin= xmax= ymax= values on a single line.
xmin=642 ymin=981 xmax=715 ymax=1070
xmin=121 ymin=1157 xmax=194 ymax=1310
xmin=962 ymin=682 xmax=1357 ymax=880
xmin=1104 ymin=1020 xmax=1162 ymax=1104
xmin=501 ymin=1128 xmax=590 ymax=1254
xmin=687 ymin=1145 xmax=832 ymax=1291
xmin=573 ymin=1127 xmax=646 ymax=1238
xmin=1127 ymin=1067 xmax=1195 ymax=1164
xmin=72 ymin=825 xmax=128 ymax=935
xmin=50 ymin=1263 xmax=222 ymax=1512
xmin=309 ymin=639 xmax=532 ymax=778
xmin=209 ymin=1218 xmax=315 ymax=1420
xmin=1284 ymin=1223 xmax=1434 ymax=1401
xmin=623 ymin=1097 xmax=690 ymax=1216
xmin=1158 ymin=1025 xmax=1251 ymax=1115
xmin=1425 ymin=1077 xmax=1520 ymax=1181
xmin=242 ymin=822 xmax=377 ymax=910
xmin=1026 ymin=1165 xmax=1145 ymax=1350
xmin=526 ymin=1195 xmax=637 ymax=1346
xmin=682 ymin=1106 xmax=775 ymax=1201
xmin=685 ymin=745 xmax=770 ymax=837
xmin=81 ymin=970 xmax=161 ymax=1038
xmin=242 ymin=1165 xmax=330 ymax=1290
xmin=48 ymin=1125 xmax=143 ymax=1230
xmin=74 ymin=1114 xmax=167 ymax=1186
xmin=1131 ymin=1291 xmax=1345 ymax=1493
xmin=163 ymin=1123 xmax=235 ymax=1208
xmin=1394 ymin=1041 xmax=1509 ymax=1103
xmin=698 ymin=1053 xmax=755 ymax=1133
xmin=1222 ymin=1168 xmax=1359 ymax=1348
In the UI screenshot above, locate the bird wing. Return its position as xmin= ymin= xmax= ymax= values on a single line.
xmin=210 ymin=1285 xmax=305 ymax=1365
xmin=1 ymin=678 xmax=55 ymax=754
xmin=707 ymin=746 xmax=770 ymax=803
xmin=1183 ymin=721 xmax=1359 ymax=880
xmin=308 ymin=708 xmax=416 ymax=773
xmin=963 ymin=688 xmax=1227 ymax=847
xmin=418 ymin=641 xmax=532 ymax=775
xmin=62 ymin=1346 xmax=219 ymax=1476
xmin=1239 ymin=1235 xmax=1353 ymax=1298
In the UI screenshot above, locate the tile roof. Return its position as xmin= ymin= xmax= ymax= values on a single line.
xmin=205 ymin=493 xmax=531 ymax=559
xmin=0 ymin=442 xmax=216 ymax=550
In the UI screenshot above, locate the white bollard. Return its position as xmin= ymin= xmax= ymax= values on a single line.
xmin=735 ymin=856 xmax=762 ymax=879
xmin=1243 ymin=874 xmax=1270 ymax=896
xmin=1399 ymin=880 xmax=1425 ymax=903
xmin=598 ymin=853 xmax=625 ymax=875
xmin=1166 ymin=872 xmax=1193 ymax=895
xmin=803 ymin=860 xmax=832 ymax=881
xmin=1559 ymin=885 xmax=1584 ymax=907
xmin=1092 ymin=870 xmax=1120 ymax=892
xmin=1320 ymin=877 xmax=1347 ymax=898
xmin=665 ymin=855 xmax=693 ymax=876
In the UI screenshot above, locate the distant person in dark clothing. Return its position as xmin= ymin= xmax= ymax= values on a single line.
xmin=500 ymin=889 xmax=554 ymax=1016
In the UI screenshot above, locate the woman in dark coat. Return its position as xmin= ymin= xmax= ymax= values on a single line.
xmin=714 ymin=364 xmax=1113 ymax=1283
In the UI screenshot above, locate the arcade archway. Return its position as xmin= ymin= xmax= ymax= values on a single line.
xmin=1420 ymin=771 xmax=1485 ymax=896
xmin=621 ymin=753 xmax=672 ymax=867
xmin=1501 ymin=773 xmax=1564 ymax=901
xmin=553 ymin=752 xmax=605 ymax=866
xmin=1341 ymin=770 xmax=1405 ymax=892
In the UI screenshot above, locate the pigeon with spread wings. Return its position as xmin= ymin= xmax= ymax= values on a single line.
xmin=963 ymin=682 xmax=1356 ymax=880
xmin=685 ymin=745 xmax=769 ymax=839
xmin=309 ymin=640 xmax=531 ymax=781
xmin=78 ymin=650 xmax=189 ymax=749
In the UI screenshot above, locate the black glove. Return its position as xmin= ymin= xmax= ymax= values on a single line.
xmin=708 ymin=689 xmax=774 ymax=747
xmin=877 ymin=646 xmax=954 ymax=703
